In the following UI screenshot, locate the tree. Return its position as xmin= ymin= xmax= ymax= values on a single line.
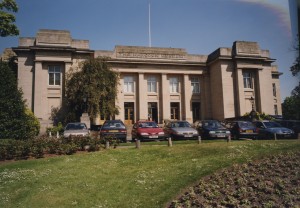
xmin=64 ymin=57 xmax=120 ymax=122
xmin=290 ymin=35 xmax=300 ymax=76
xmin=282 ymin=35 xmax=300 ymax=119
xmin=0 ymin=0 xmax=19 ymax=37
xmin=0 ymin=62 xmax=39 ymax=139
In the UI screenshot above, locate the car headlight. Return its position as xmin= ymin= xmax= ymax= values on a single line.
xmin=140 ymin=133 xmax=149 ymax=135
xmin=209 ymin=131 xmax=216 ymax=134
xmin=158 ymin=132 xmax=165 ymax=135
xmin=174 ymin=131 xmax=182 ymax=135
xmin=226 ymin=131 xmax=231 ymax=134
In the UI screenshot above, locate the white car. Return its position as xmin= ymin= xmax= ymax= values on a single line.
xmin=63 ymin=122 xmax=90 ymax=137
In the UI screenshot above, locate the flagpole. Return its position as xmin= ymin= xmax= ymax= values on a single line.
xmin=148 ymin=1 xmax=152 ymax=47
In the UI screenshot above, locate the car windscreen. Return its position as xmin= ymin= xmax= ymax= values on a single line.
xmin=264 ymin=122 xmax=282 ymax=128
xmin=139 ymin=122 xmax=158 ymax=128
xmin=202 ymin=121 xmax=223 ymax=128
xmin=65 ymin=123 xmax=86 ymax=130
xmin=172 ymin=122 xmax=191 ymax=128
xmin=102 ymin=122 xmax=125 ymax=129
xmin=239 ymin=122 xmax=254 ymax=128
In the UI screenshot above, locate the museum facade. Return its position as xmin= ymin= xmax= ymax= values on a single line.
xmin=12 ymin=29 xmax=282 ymax=132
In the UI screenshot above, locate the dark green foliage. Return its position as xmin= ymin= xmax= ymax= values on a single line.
xmin=0 ymin=135 xmax=106 ymax=161
xmin=64 ymin=57 xmax=120 ymax=122
xmin=46 ymin=122 xmax=64 ymax=136
xmin=0 ymin=62 xmax=39 ymax=139
xmin=0 ymin=0 xmax=19 ymax=37
xmin=283 ymin=35 xmax=300 ymax=119
xmin=290 ymin=35 xmax=299 ymax=77
xmin=282 ymin=95 xmax=300 ymax=120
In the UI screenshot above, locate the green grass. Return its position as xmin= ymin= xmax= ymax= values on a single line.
xmin=0 ymin=140 xmax=299 ymax=208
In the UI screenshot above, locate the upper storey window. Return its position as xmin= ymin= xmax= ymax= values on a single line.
xmin=169 ymin=77 xmax=179 ymax=93
xmin=272 ymin=83 xmax=277 ymax=97
xmin=124 ymin=76 xmax=134 ymax=93
xmin=48 ymin=66 xmax=61 ymax=86
xmin=147 ymin=76 xmax=157 ymax=93
xmin=191 ymin=77 xmax=200 ymax=93
xmin=243 ymin=72 xmax=253 ymax=89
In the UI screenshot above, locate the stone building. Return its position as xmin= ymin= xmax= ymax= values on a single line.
xmin=12 ymin=29 xmax=282 ymax=132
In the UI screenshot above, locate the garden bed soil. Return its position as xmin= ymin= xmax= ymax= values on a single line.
xmin=167 ymin=151 xmax=300 ymax=208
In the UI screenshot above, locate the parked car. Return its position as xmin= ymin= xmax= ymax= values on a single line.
xmin=253 ymin=120 xmax=294 ymax=139
xmin=276 ymin=120 xmax=300 ymax=137
xmin=63 ymin=122 xmax=90 ymax=137
xmin=226 ymin=121 xmax=258 ymax=140
xmin=131 ymin=120 xmax=166 ymax=141
xmin=198 ymin=120 xmax=231 ymax=139
xmin=164 ymin=120 xmax=199 ymax=140
xmin=99 ymin=120 xmax=127 ymax=142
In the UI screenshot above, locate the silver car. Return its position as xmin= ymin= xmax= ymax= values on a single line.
xmin=164 ymin=120 xmax=199 ymax=140
xmin=63 ymin=122 xmax=90 ymax=137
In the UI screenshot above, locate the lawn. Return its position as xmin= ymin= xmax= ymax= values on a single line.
xmin=0 ymin=140 xmax=299 ymax=208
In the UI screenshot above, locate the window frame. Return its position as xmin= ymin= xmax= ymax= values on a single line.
xmin=243 ymin=71 xmax=253 ymax=89
xmin=48 ymin=65 xmax=61 ymax=86
xmin=272 ymin=83 xmax=277 ymax=97
xmin=191 ymin=77 xmax=200 ymax=94
xmin=123 ymin=76 xmax=134 ymax=93
xmin=147 ymin=76 xmax=157 ymax=93
xmin=169 ymin=77 xmax=179 ymax=93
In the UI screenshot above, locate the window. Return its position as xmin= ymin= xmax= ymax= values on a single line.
xmin=48 ymin=66 xmax=61 ymax=86
xmin=243 ymin=72 xmax=253 ymax=89
xmin=124 ymin=76 xmax=134 ymax=93
xmin=169 ymin=77 xmax=179 ymax=93
xmin=272 ymin=83 xmax=277 ymax=97
xmin=274 ymin=105 xmax=278 ymax=115
xmin=147 ymin=76 xmax=157 ymax=92
xmin=191 ymin=77 xmax=200 ymax=93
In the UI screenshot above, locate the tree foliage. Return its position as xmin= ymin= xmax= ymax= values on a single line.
xmin=0 ymin=61 xmax=39 ymax=139
xmin=283 ymin=35 xmax=300 ymax=119
xmin=290 ymin=35 xmax=300 ymax=77
xmin=65 ymin=57 xmax=120 ymax=121
xmin=0 ymin=0 xmax=19 ymax=37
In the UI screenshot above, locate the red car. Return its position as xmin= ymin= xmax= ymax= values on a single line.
xmin=131 ymin=120 xmax=166 ymax=141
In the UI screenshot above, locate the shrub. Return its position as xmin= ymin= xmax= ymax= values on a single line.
xmin=46 ymin=122 xmax=64 ymax=136
xmin=0 ymin=62 xmax=40 ymax=140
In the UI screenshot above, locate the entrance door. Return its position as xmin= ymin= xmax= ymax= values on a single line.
xmin=192 ymin=102 xmax=201 ymax=122
xmin=170 ymin=102 xmax=180 ymax=120
xmin=124 ymin=102 xmax=134 ymax=125
xmin=148 ymin=102 xmax=158 ymax=122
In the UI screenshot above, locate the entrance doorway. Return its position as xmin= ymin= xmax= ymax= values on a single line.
xmin=192 ymin=102 xmax=201 ymax=122
xmin=170 ymin=102 xmax=180 ymax=120
xmin=124 ymin=102 xmax=134 ymax=125
xmin=148 ymin=102 xmax=158 ymax=122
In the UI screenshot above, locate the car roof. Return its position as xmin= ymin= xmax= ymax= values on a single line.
xmin=66 ymin=122 xmax=85 ymax=125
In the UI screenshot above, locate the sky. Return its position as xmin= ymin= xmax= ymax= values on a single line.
xmin=0 ymin=0 xmax=298 ymax=100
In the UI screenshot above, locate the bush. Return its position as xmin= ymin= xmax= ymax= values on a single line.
xmin=0 ymin=135 xmax=104 ymax=161
xmin=0 ymin=62 xmax=40 ymax=140
xmin=46 ymin=122 xmax=64 ymax=136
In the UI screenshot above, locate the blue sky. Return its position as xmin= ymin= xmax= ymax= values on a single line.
xmin=0 ymin=0 xmax=298 ymax=100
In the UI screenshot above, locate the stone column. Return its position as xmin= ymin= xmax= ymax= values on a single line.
xmin=138 ymin=73 xmax=147 ymax=120
xmin=34 ymin=61 xmax=43 ymax=119
xmin=161 ymin=74 xmax=170 ymax=123
xmin=183 ymin=74 xmax=192 ymax=123
xmin=80 ymin=113 xmax=91 ymax=129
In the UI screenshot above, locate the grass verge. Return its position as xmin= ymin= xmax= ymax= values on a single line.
xmin=0 ymin=140 xmax=299 ymax=208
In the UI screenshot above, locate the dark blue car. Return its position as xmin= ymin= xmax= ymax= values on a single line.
xmin=198 ymin=120 xmax=231 ymax=139
xmin=227 ymin=121 xmax=258 ymax=140
xmin=253 ymin=120 xmax=294 ymax=139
